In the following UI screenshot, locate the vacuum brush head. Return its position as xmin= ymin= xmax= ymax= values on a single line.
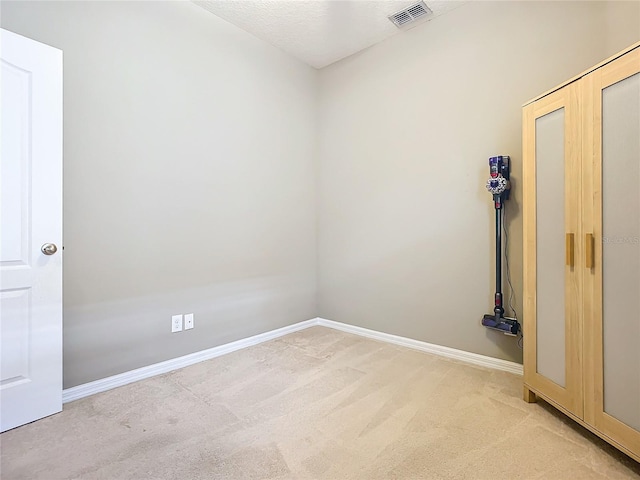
xmin=482 ymin=314 xmax=520 ymax=336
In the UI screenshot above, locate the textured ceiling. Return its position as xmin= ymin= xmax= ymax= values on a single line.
xmin=194 ymin=1 xmax=466 ymax=69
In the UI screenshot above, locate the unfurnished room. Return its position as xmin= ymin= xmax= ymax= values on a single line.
xmin=1 ymin=1 xmax=640 ymax=478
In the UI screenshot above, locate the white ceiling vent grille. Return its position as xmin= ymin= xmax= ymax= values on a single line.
xmin=389 ymin=1 xmax=432 ymax=28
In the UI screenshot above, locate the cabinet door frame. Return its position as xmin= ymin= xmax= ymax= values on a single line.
xmin=583 ymin=47 xmax=640 ymax=457
xmin=523 ymin=83 xmax=583 ymax=418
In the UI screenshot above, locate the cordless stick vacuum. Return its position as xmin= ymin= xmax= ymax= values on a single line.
xmin=481 ymin=156 xmax=520 ymax=336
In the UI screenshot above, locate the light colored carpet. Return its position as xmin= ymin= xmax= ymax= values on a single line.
xmin=1 ymin=326 xmax=639 ymax=480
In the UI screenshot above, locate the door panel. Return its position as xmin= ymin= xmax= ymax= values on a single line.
xmin=0 ymin=29 xmax=63 ymax=432
xmin=602 ymin=72 xmax=640 ymax=431
xmin=584 ymin=48 xmax=640 ymax=457
xmin=0 ymin=289 xmax=31 ymax=384
xmin=523 ymin=83 xmax=583 ymax=418
xmin=1 ymin=60 xmax=31 ymax=265
xmin=534 ymin=108 xmax=567 ymax=388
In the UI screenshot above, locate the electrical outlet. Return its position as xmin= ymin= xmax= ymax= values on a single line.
xmin=171 ymin=314 xmax=183 ymax=333
xmin=184 ymin=313 xmax=194 ymax=330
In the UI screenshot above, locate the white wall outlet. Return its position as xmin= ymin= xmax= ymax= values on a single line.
xmin=171 ymin=314 xmax=183 ymax=333
xmin=184 ymin=313 xmax=194 ymax=330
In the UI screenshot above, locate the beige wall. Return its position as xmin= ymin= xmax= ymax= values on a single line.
xmin=2 ymin=0 xmax=638 ymax=387
xmin=1 ymin=1 xmax=318 ymax=388
xmin=317 ymin=1 xmax=640 ymax=363
xmin=604 ymin=0 xmax=640 ymax=54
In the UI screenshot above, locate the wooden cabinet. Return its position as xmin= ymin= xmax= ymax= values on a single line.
xmin=523 ymin=43 xmax=640 ymax=462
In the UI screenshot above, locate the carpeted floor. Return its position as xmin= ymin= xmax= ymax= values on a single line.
xmin=1 ymin=326 xmax=639 ymax=479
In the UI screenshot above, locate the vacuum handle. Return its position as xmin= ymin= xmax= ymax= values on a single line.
xmin=566 ymin=233 xmax=575 ymax=267
xmin=585 ymin=233 xmax=594 ymax=269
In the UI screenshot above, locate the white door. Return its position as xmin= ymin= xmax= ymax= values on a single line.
xmin=0 ymin=29 xmax=63 ymax=432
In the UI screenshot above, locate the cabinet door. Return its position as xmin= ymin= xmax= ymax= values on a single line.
xmin=583 ymin=47 xmax=640 ymax=459
xmin=523 ymin=83 xmax=583 ymax=418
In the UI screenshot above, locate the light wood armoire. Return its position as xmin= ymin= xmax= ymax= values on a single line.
xmin=523 ymin=42 xmax=640 ymax=462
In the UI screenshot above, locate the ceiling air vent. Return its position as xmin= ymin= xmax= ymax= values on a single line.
xmin=389 ymin=1 xmax=432 ymax=28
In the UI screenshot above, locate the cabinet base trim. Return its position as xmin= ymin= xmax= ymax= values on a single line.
xmin=524 ymin=384 xmax=640 ymax=463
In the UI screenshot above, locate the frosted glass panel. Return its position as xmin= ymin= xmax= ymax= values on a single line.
xmin=536 ymin=108 xmax=566 ymax=388
xmin=602 ymin=72 xmax=640 ymax=431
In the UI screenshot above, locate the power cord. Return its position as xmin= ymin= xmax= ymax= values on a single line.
xmin=502 ymin=204 xmax=523 ymax=348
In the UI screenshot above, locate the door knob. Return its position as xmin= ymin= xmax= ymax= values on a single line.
xmin=41 ymin=243 xmax=58 ymax=256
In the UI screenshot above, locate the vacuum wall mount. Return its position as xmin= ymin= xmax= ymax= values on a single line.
xmin=481 ymin=156 xmax=520 ymax=336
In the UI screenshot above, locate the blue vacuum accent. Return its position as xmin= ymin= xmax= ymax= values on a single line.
xmin=482 ymin=314 xmax=519 ymax=336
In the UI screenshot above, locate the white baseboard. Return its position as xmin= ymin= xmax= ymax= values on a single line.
xmin=63 ymin=316 xmax=522 ymax=403
xmin=317 ymin=318 xmax=524 ymax=376
xmin=62 ymin=318 xmax=318 ymax=403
